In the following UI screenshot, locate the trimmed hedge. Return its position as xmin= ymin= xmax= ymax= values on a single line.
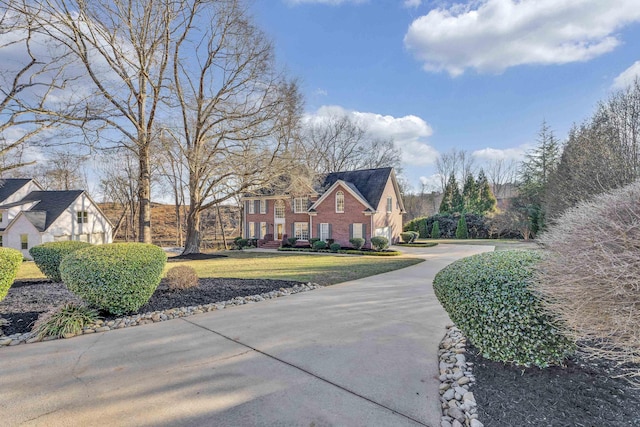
xmin=433 ymin=250 xmax=574 ymax=367
xmin=60 ymin=243 xmax=167 ymax=315
xmin=29 ymin=241 xmax=93 ymax=282
xmin=370 ymin=236 xmax=389 ymax=251
xmin=405 ymin=213 xmax=490 ymax=239
xmin=0 ymin=248 xmax=23 ymax=301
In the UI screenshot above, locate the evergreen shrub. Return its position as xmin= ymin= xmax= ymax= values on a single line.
xmin=433 ymin=250 xmax=574 ymax=367
xmin=349 ymin=238 xmax=365 ymax=250
xmin=370 ymin=236 xmax=389 ymax=251
xmin=0 ymin=247 xmax=22 ymax=301
xmin=29 ymin=241 xmax=93 ymax=282
xmin=60 ymin=243 xmax=167 ymax=315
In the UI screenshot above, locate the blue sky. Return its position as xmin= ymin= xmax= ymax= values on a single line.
xmin=251 ymin=0 xmax=640 ymax=191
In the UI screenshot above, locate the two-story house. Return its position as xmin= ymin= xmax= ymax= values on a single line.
xmin=0 ymin=179 xmax=113 ymax=258
xmin=242 ymin=167 xmax=405 ymax=249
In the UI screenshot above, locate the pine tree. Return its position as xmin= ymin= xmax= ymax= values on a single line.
xmin=462 ymin=173 xmax=480 ymax=213
xmin=477 ymin=169 xmax=497 ymax=214
xmin=431 ymin=221 xmax=441 ymax=239
xmin=455 ymin=215 xmax=469 ymax=239
xmin=439 ymin=173 xmax=463 ymax=214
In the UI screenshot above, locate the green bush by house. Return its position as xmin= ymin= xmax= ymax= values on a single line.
xmin=0 ymin=248 xmax=23 ymax=301
xmin=433 ymin=250 xmax=574 ymax=368
xmin=29 ymin=241 xmax=93 ymax=282
xmin=370 ymin=236 xmax=389 ymax=251
xmin=60 ymin=243 xmax=167 ymax=315
xmin=329 ymin=243 xmax=341 ymax=252
xmin=312 ymin=240 xmax=327 ymax=250
xmin=349 ymin=237 xmax=365 ymax=250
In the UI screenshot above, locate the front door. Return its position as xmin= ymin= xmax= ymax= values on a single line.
xmin=277 ymin=224 xmax=283 ymax=240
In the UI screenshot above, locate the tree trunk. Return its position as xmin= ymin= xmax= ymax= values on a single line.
xmin=138 ymin=145 xmax=152 ymax=243
xmin=182 ymin=188 xmax=202 ymax=254
xmin=216 ymin=203 xmax=228 ymax=250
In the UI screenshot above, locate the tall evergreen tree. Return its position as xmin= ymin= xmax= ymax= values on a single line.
xmin=462 ymin=173 xmax=480 ymax=213
xmin=439 ymin=173 xmax=463 ymax=214
xmin=517 ymin=121 xmax=561 ymax=235
xmin=477 ymin=169 xmax=497 ymax=214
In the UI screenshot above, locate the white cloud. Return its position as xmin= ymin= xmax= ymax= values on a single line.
xmin=313 ymin=88 xmax=328 ymax=96
xmin=305 ymin=105 xmax=438 ymax=166
xmin=404 ymin=0 xmax=640 ymax=76
xmin=419 ymin=174 xmax=442 ymax=191
xmin=613 ymin=60 xmax=640 ymax=90
xmin=472 ymin=145 xmax=530 ymax=162
xmin=403 ymin=0 xmax=421 ymax=8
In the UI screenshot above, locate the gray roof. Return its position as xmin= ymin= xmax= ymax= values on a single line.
xmin=321 ymin=167 xmax=393 ymax=208
xmin=0 ymin=179 xmax=32 ymax=203
xmin=16 ymin=190 xmax=84 ymax=231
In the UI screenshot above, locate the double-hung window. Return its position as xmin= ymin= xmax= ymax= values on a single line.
xmin=260 ymin=222 xmax=267 ymax=239
xmin=248 ymin=201 xmax=255 ymax=214
xmin=293 ymin=197 xmax=308 ymax=213
xmin=275 ymin=200 xmax=285 ymax=218
xmin=77 ymin=211 xmax=88 ymax=224
xmin=20 ymin=234 xmax=28 ymax=250
xmin=386 ymin=197 xmax=392 ymax=213
xmin=260 ymin=200 xmax=267 ymax=214
xmin=249 ymin=222 xmax=255 ymax=238
xmin=319 ymin=223 xmax=330 ymax=241
xmin=294 ymin=222 xmax=309 ymax=240
xmin=352 ymin=223 xmax=364 ymax=239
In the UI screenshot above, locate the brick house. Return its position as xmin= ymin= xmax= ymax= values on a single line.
xmin=242 ymin=167 xmax=405 ymax=248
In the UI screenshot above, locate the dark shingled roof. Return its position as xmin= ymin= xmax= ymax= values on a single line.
xmin=0 ymin=179 xmax=33 ymax=203
xmin=16 ymin=190 xmax=84 ymax=231
xmin=321 ymin=167 xmax=392 ymax=208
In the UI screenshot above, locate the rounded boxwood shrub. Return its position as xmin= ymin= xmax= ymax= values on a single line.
xmin=349 ymin=237 xmax=365 ymax=250
xmin=400 ymin=232 xmax=414 ymax=243
xmin=60 ymin=243 xmax=167 ymax=315
xmin=0 ymin=247 xmax=23 ymax=301
xmin=29 ymin=241 xmax=93 ymax=282
xmin=433 ymin=250 xmax=574 ymax=368
xmin=312 ymin=240 xmax=327 ymax=251
xmin=329 ymin=242 xmax=341 ymax=253
xmin=370 ymin=236 xmax=389 ymax=251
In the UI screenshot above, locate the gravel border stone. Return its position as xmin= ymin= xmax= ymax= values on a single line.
xmin=0 ymin=281 xmax=321 ymax=348
xmin=438 ymin=325 xmax=483 ymax=427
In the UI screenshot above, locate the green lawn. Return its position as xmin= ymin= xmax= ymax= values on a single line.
xmin=416 ymin=239 xmax=540 ymax=252
xmin=17 ymin=251 xmax=424 ymax=286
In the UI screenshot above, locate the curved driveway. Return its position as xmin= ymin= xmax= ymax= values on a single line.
xmin=0 ymin=244 xmax=493 ymax=427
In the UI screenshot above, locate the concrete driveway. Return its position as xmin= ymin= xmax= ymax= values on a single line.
xmin=0 ymin=244 xmax=493 ymax=427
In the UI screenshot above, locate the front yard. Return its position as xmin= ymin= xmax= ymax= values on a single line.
xmin=16 ymin=250 xmax=424 ymax=287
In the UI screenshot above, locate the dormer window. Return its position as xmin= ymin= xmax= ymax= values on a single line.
xmin=336 ymin=191 xmax=344 ymax=213
xmin=77 ymin=211 xmax=88 ymax=224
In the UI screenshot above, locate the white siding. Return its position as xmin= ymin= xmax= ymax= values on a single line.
xmin=3 ymin=214 xmax=41 ymax=259
xmin=46 ymin=194 xmax=113 ymax=244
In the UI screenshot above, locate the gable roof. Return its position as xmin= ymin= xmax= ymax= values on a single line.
xmin=11 ymin=190 xmax=84 ymax=232
xmin=321 ymin=167 xmax=393 ymax=209
xmin=0 ymin=179 xmax=34 ymax=203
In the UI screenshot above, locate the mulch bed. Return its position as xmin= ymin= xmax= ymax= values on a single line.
xmin=467 ymin=345 xmax=640 ymax=426
xmin=0 ymin=277 xmax=301 ymax=336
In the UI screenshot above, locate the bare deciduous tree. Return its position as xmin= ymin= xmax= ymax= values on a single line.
xmin=485 ymin=158 xmax=518 ymax=199
xmin=168 ymin=0 xmax=303 ymax=254
xmin=302 ymin=112 xmax=401 ymax=174
xmin=435 ymin=148 xmax=475 ymax=192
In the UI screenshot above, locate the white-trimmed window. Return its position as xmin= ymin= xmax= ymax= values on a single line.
xmin=352 ymin=223 xmax=364 ymax=239
xmin=319 ymin=223 xmax=330 ymax=241
xmin=20 ymin=234 xmax=28 ymax=250
xmin=293 ymin=197 xmax=308 ymax=213
xmin=336 ymin=191 xmax=344 ymax=213
xmin=260 ymin=222 xmax=267 ymax=239
xmin=386 ymin=197 xmax=392 ymax=213
xmin=248 ymin=201 xmax=255 ymax=214
xmin=294 ymin=222 xmax=309 ymax=240
xmin=275 ymin=200 xmax=285 ymax=219
xmin=260 ymin=200 xmax=267 ymax=214
xmin=77 ymin=211 xmax=88 ymax=224
xmin=249 ymin=222 xmax=255 ymax=238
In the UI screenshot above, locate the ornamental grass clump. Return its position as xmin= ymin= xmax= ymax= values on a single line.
xmin=32 ymin=303 xmax=100 ymax=339
xmin=433 ymin=250 xmax=574 ymax=368
xmin=60 ymin=243 xmax=167 ymax=315
xmin=166 ymin=265 xmax=199 ymax=291
xmin=29 ymin=241 xmax=93 ymax=282
xmin=536 ymin=181 xmax=640 ymax=383
xmin=0 ymin=247 xmax=22 ymax=301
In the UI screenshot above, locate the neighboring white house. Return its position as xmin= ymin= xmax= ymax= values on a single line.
xmin=0 ymin=179 xmax=113 ymax=259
